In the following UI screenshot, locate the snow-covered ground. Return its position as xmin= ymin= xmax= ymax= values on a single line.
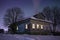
xmin=0 ymin=34 xmax=60 ymax=40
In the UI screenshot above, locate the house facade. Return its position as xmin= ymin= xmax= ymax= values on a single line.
xmin=16 ymin=17 xmax=53 ymax=34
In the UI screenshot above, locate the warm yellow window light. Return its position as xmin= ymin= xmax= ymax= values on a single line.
xmin=25 ymin=24 xmax=28 ymax=29
xmin=32 ymin=24 xmax=35 ymax=29
xmin=37 ymin=24 xmax=39 ymax=29
xmin=41 ymin=25 xmax=43 ymax=29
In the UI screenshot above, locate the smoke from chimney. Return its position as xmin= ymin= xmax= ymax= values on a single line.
xmin=33 ymin=0 xmax=40 ymax=14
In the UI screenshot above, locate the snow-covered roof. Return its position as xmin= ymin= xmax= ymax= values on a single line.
xmin=31 ymin=17 xmax=53 ymax=23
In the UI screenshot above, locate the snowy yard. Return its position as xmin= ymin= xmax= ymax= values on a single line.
xmin=0 ymin=34 xmax=60 ymax=40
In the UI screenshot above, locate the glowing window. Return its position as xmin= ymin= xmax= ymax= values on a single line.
xmin=37 ymin=24 xmax=39 ymax=29
xmin=17 ymin=26 xmax=18 ymax=30
xmin=32 ymin=24 xmax=35 ymax=29
xmin=25 ymin=24 xmax=28 ymax=29
xmin=41 ymin=25 xmax=43 ymax=29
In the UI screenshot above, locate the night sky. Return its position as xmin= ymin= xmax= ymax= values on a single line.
xmin=0 ymin=0 xmax=60 ymax=31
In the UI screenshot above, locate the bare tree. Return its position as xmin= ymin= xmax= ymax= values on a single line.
xmin=43 ymin=6 xmax=60 ymax=33
xmin=43 ymin=7 xmax=51 ymax=20
xmin=52 ymin=7 xmax=60 ymax=32
xmin=4 ymin=7 xmax=24 ymax=33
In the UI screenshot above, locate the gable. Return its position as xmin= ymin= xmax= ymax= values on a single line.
xmin=33 ymin=12 xmax=45 ymax=20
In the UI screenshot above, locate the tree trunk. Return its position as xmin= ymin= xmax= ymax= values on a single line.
xmin=53 ymin=24 xmax=56 ymax=32
xmin=53 ymin=18 xmax=57 ymax=32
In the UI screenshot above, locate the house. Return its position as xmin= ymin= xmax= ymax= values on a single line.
xmin=8 ymin=13 xmax=53 ymax=34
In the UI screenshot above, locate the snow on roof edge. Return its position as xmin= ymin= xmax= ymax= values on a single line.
xmin=31 ymin=17 xmax=53 ymax=23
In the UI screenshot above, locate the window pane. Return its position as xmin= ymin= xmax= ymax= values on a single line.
xmin=37 ymin=24 xmax=39 ymax=29
xmin=17 ymin=26 xmax=18 ymax=30
xmin=32 ymin=24 xmax=35 ymax=29
xmin=25 ymin=24 xmax=28 ymax=29
xmin=41 ymin=25 xmax=43 ymax=29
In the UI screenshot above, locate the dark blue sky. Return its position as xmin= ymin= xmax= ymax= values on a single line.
xmin=0 ymin=0 xmax=60 ymax=31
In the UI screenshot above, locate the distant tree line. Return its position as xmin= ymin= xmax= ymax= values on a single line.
xmin=0 ymin=29 xmax=4 ymax=33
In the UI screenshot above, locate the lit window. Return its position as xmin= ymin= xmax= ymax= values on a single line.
xmin=25 ymin=24 xmax=28 ymax=29
xmin=17 ymin=26 xmax=18 ymax=30
xmin=41 ymin=25 xmax=43 ymax=29
xmin=37 ymin=24 xmax=39 ymax=29
xmin=32 ymin=24 xmax=35 ymax=29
